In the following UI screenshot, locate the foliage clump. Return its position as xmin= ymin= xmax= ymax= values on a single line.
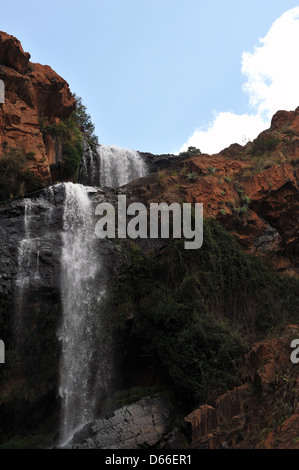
xmin=39 ymin=95 xmax=98 ymax=181
xmin=249 ymin=134 xmax=280 ymax=157
xmin=71 ymin=94 xmax=99 ymax=146
xmin=0 ymin=148 xmax=43 ymax=202
xmin=186 ymin=172 xmax=198 ymax=182
xmin=111 ymin=219 xmax=299 ymax=409
xmin=179 ymin=146 xmax=201 ymax=158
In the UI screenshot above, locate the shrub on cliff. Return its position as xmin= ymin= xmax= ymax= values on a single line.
xmin=61 ymin=139 xmax=83 ymax=179
xmin=248 ymin=134 xmax=280 ymax=157
xmin=39 ymin=116 xmax=83 ymax=181
xmin=39 ymin=95 xmax=97 ymax=181
xmin=0 ymin=148 xmax=43 ymax=202
xmin=179 ymin=146 xmax=201 ymax=157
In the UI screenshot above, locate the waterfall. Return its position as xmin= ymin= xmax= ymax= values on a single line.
xmin=79 ymin=144 xmax=148 ymax=188
xmin=58 ymin=183 xmax=111 ymax=445
xmin=12 ymin=145 xmax=147 ymax=444
xmin=58 ymin=145 xmax=148 ymax=443
xmin=14 ymin=200 xmax=42 ymax=351
xmin=9 ymin=183 xmax=114 ymax=445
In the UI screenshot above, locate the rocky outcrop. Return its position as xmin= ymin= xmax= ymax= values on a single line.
xmin=181 ymin=326 xmax=299 ymax=449
xmin=139 ymin=151 xmax=186 ymax=174
xmin=71 ymin=394 xmax=174 ymax=449
xmin=0 ymin=32 xmax=30 ymax=74
xmin=125 ymin=108 xmax=299 ymax=275
xmin=183 ymin=385 xmax=250 ymax=449
xmin=0 ymin=31 xmax=75 ymax=186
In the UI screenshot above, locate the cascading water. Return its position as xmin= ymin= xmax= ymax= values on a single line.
xmin=79 ymin=144 xmax=148 ymax=188
xmin=98 ymin=145 xmax=147 ymax=187
xmin=57 ymin=142 xmax=149 ymax=444
xmin=14 ymin=200 xmax=41 ymax=347
xmin=58 ymin=183 xmax=111 ymax=445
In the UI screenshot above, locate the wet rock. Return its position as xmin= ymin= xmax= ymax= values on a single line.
xmin=72 ymin=394 xmax=173 ymax=449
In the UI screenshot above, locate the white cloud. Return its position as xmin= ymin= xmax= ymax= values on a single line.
xmin=180 ymin=112 xmax=266 ymax=155
xmin=179 ymin=7 xmax=299 ymax=155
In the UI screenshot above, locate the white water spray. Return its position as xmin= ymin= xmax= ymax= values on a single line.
xmin=15 ymin=200 xmax=41 ymax=342
xmin=99 ymin=145 xmax=147 ymax=187
xmin=58 ymin=183 xmax=110 ymax=444
xmin=80 ymin=144 xmax=148 ymax=188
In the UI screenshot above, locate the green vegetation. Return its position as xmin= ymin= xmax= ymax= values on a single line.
xmin=110 ymin=219 xmax=299 ymax=410
xmin=39 ymin=115 xmax=83 ymax=181
xmin=248 ymin=134 xmax=280 ymax=157
xmin=248 ymin=363 xmax=299 ymax=447
xmin=231 ymin=187 xmax=252 ymax=216
xmin=281 ymin=125 xmax=295 ymax=137
xmin=0 ymin=404 xmax=58 ymax=449
xmin=71 ymin=94 xmax=99 ymax=146
xmin=242 ymin=195 xmax=251 ymax=206
xmin=158 ymin=171 xmax=167 ymax=181
xmin=0 ymin=97 xmax=98 ymax=203
xmin=0 ymin=148 xmax=43 ymax=203
xmin=39 ymin=95 xmax=98 ymax=181
xmin=186 ymin=172 xmax=198 ymax=182
xmin=179 ymin=146 xmax=201 ymax=158
xmin=0 ymin=432 xmax=55 ymax=450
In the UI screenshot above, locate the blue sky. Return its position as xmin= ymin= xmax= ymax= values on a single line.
xmin=1 ymin=0 xmax=299 ymax=154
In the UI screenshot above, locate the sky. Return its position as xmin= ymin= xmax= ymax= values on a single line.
xmin=1 ymin=0 xmax=299 ymax=154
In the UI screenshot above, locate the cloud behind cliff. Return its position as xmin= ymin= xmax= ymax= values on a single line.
xmin=179 ymin=7 xmax=299 ymax=154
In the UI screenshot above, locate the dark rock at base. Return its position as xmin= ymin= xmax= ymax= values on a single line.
xmin=71 ymin=394 xmax=174 ymax=449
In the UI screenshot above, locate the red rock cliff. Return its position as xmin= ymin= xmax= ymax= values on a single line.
xmin=127 ymin=108 xmax=299 ymax=275
xmin=182 ymin=326 xmax=299 ymax=449
xmin=0 ymin=31 xmax=75 ymax=185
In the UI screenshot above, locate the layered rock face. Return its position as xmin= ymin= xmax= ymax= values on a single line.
xmin=71 ymin=394 xmax=174 ymax=449
xmin=0 ymin=31 xmax=75 ymax=185
xmin=0 ymin=185 xmax=65 ymax=439
xmin=182 ymin=326 xmax=299 ymax=449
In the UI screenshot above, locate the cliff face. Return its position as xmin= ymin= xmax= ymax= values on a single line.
xmin=126 ymin=108 xmax=299 ymax=275
xmin=0 ymin=184 xmax=121 ymax=445
xmin=0 ymin=31 xmax=75 ymax=186
xmin=0 ymin=31 xmax=299 ymax=449
xmin=182 ymin=326 xmax=299 ymax=449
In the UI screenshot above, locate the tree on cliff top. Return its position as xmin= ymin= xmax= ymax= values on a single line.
xmin=71 ymin=94 xmax=99 ymax=146
xmin=179 ymin=146 xmax=201 ymax=157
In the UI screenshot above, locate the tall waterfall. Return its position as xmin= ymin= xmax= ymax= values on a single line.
xmin=58 ymin=143 xmax=148 ymax=443
xmin=58 ymin=183 xmax=111 ymax=445
xmin=79 ymin=144 xmax=148 ymax=188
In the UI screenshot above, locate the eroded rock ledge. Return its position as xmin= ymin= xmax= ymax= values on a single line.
xmin=71 ymin=394 xmax=175 ymax=449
